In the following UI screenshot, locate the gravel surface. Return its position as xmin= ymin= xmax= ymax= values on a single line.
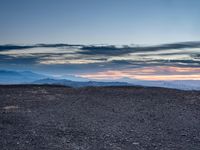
xmin=0 ymin=85 xmax=200 ymax=150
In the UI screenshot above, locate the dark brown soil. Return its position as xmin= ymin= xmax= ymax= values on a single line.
xmin=0 ymin=85 xmax=200 ymax=150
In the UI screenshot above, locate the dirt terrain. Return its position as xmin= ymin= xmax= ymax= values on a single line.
xmin=0 ymin=85 xmax=200 ymax=150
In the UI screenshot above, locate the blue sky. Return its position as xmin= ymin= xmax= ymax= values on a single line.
xmin=0 ymin=0 xmax=200 ymax=44
xmin=0 ymin=0 xmax=200 ymax=80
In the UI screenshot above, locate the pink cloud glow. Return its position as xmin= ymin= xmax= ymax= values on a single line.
xmin=79 ymin=66 xmax=200 ymax=80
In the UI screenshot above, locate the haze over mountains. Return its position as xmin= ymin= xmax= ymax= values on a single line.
xmin=0 ymin=70 xmax=200 ymax=90
xmin=0 ymin=70 xmax=46 ymax=84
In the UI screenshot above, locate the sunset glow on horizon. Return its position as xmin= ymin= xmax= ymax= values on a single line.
xmin=79 ymin=66 xmax=200 ymax=81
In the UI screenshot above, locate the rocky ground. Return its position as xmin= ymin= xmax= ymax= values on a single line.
xmin=0 ymin=85 xmax=200 ymax=150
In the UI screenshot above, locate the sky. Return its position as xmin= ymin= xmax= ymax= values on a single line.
xmin=0 ymin=0 xmax=200 ymax=81
xmin=0 ymin=0 xmax=200 ymax=45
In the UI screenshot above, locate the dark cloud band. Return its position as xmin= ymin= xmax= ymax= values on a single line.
xmin=0 ymin=41 xmax=200 ymax=74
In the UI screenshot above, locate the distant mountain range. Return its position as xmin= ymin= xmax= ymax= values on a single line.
xmin=0 ymin=70 xmax=88 ymax=83
xmin=0 ymin=70 xmax=46 ymax=84
xmin=33 ymin=78 xmax=131 ymax=87
xmin=0 ymin=70 xmax=130 ymax=87
xmin=0 ymin=70 xmax=200 ymax=90
xmin=116 ymin=78 xmax=200 ymax=90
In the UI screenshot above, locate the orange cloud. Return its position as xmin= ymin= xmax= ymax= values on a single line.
xmin=79 ymin=66 xmax=200 ymax=81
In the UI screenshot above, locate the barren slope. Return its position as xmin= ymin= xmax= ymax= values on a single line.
xmin=0 ymin=85 xmax=200 ymax=150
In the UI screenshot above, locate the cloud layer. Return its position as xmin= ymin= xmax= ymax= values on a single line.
xmin=0 ymin=41 xmax=200 ymax=80
xmin=80 ymin=66 xmax=200 ymax=80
